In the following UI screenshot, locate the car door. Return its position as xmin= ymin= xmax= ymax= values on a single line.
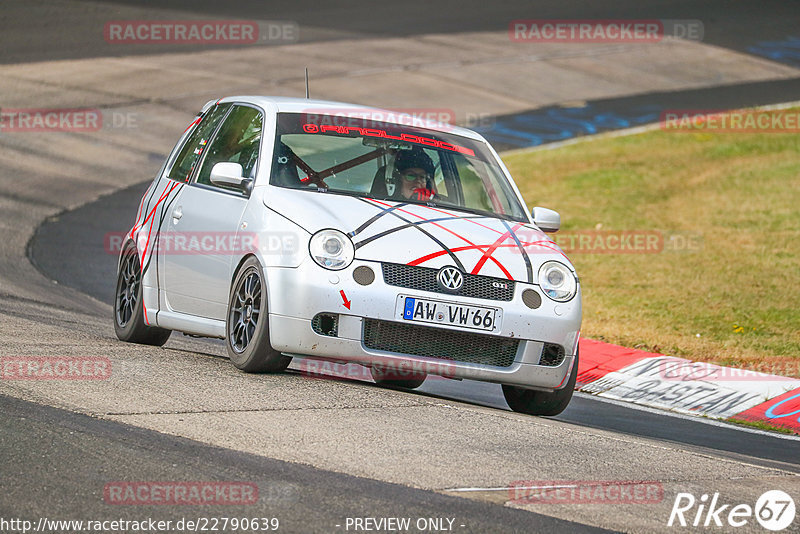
xmin=162 ymin=104 xmax=264 ymax=320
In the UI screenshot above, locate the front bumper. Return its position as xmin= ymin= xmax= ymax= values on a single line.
xmin=265 ymin=258 xmax=581 ymax=391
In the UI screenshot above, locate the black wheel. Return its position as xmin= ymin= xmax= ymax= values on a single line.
xmin=226 ymin=257 xmax=291 ymax=373
xmin=502 ymin=349 xmax=579 ymax=416
xmin=370 ymin=364 xmax=426 ymax=389
xmin=114 ymin=244 xmax=172 ymax=346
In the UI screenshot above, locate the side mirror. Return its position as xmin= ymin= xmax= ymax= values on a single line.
xmin=532 ymin=207 xmax=560 ymax=233
xmin=210 ymin=162 xmax=250 ymax=192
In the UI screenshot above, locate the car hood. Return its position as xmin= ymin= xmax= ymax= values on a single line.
xmin=267 ymin=187 xmax=571 ymax=283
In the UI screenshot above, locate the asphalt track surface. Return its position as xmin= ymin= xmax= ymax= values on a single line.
xmin=6 ymin=1 xmax=800 ymax=533
xmin=3 ymin=0 xmax=800 ymax=65
xmin=1 ymin=394 xmax=605 ymax=534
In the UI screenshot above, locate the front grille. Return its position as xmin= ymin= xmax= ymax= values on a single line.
xmin=381 ymin=263 xmax=514 ymax=301
xmin=363 ymin=319 xmax=519 ymax=368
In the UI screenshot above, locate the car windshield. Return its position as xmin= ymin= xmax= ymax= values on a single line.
xmin=269 ymin=113 xmax=528 ymax=222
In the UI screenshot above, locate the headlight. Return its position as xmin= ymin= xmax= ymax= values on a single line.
xmin=309 ymin=229 xmax=354 ymax=270
xmin=538 ymin=261 xmax=577 ymax=302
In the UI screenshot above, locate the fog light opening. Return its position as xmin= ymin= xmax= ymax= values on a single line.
xmin=353 ymin=265 xmax=375 ymax=286
xmin=522 ymin=288 xmax=542 ymax=309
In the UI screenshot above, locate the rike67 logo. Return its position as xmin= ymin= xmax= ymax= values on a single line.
xmin=668 ymin=490 xmax=795 ymax=531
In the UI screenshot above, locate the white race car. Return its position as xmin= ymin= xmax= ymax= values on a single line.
xmin=114 ymin=96 xmax=582 ymax=415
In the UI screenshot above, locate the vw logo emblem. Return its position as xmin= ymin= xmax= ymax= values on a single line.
xmin=437 ymin=266 xmax=464 ymax=292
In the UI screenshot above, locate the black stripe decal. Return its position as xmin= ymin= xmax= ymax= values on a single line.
xmin=141 ymin=183 xmax=184 ymax=277
xmin=349 ymin=202 xmax=409 ymax=237
xmin=501 ymin=219 xmax=533 ymax=283
xmin=354 ymin=214 xmax=489 ymax=250
xmin=356 ymin=198 xmax=466 ymax=272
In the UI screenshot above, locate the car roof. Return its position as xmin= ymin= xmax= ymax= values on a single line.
xmin=214 ymin=95 xmax=484 ymax=141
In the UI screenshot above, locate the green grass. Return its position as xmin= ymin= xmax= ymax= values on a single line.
xmin=726 ymin=417 xmax=796 ymax=435
xmin=503 ymin=120 xmax=800 ymax=373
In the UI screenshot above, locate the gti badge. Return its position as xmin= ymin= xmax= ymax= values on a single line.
xmin=437 ymin=266 xmax=464 ymax=292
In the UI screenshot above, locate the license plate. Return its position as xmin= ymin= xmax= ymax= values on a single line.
xmin=396 ymin=295 xmax=502 ymax=332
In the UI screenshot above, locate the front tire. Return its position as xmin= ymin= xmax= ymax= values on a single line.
xmin=502 ymin=349 xmax=579 ymax=416
xmin=226 ymin=257 xmax=291 ymax=373
xmin=113 ymin=244 xmax=172 ymax=346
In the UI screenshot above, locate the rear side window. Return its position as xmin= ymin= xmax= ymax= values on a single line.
xmin=166 ymin=103 xmax=231 ymax=182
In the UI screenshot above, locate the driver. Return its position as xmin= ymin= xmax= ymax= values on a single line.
xmin=393 ymin=147 xmax=435 ymax=201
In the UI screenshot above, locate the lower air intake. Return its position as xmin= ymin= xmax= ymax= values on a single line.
xmin=539 ymin=343 xmax=565 ymax=366
xmin=363 ymin=319 xmax=519 ymax=368
xmin=311 ymin=313 xmax=338 ymax=337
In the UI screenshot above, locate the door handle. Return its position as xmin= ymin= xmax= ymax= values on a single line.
xmin=172 ymin=206 xmax=183 ymax=220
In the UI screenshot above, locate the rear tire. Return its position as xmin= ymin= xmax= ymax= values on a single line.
xmin=370 ymin=364 xmax=426 ymax=389
xmin=113 ymin=244 xmax=172 ymax=346
xmin=226 ymin=257 xmax=291 ymax=373
xmin=502 ymin=349 xmax=578 ymax=416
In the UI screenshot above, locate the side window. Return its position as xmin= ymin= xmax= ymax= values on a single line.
xmin=196 ymin=105 xmax=263 ymax=190
xmin=166 ymin=103 xmax=231 ymax=182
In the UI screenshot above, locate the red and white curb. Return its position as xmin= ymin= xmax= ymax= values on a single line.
xmin=577 ymin=338 xmax=800 ymax=434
